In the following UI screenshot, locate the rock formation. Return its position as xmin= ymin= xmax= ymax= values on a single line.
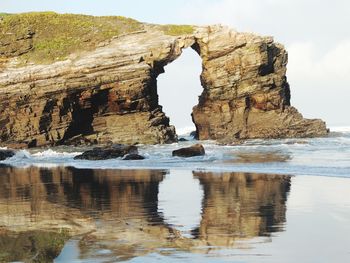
xmin=0 ymin=149 xmax=15 ymax=160
xmin=74 ymin=144 xmax=138 ymax=160
xmin=172 ymin=143 xmax=205 ymax=157
xmin=0 ymin=13 xmax=328 ymax=147
xmin=122 ymin=153 xmax=145 ymax=160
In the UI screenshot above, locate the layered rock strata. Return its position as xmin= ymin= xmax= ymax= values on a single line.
xmin=0 ymin=14 xmax=328 ymax=147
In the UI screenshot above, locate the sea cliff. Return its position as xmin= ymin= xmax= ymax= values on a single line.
xmin=0 ymin=12 xmax=328 ymax=147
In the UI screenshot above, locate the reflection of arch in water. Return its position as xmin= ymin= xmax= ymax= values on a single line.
xmin=41 ymin=167 xmax=166 ymax=221
xmin=192 ymin=172 xmax=291 ymax=246
xmin=0 ymin=167 xmax=291 ymax=261
xmin=0 ymin=166 xmax=167 ymax=229
xmin=0 ymin=166 xmax=170 ymax=262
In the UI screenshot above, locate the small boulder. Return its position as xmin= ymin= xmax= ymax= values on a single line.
xmin=178 ymin=138 xmax=188 ymax=142
xmin=0 ymin=149 xmax=15 ymax=161
xmin=190 ymin=130 xmax=198 ymax=139
xmin=74 ymin=144 xmax=138 ymax=160
xmin=172 ymin=144 xmax=205 ymax=157
xmin=123 ymin=154 xmax=145 ymax=160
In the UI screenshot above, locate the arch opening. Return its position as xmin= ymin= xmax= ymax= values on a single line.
xmin=157 ymin=48 xmax=202 ymax=138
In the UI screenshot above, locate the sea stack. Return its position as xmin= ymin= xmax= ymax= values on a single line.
xmin=0 ymin=12 xmax=328 ymax=148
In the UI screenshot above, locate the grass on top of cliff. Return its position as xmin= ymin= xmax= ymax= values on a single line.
xmin=160 ymin=24 xmax=194 ymax=36
xmin=0 ymin=12 xmax=143 ymax=64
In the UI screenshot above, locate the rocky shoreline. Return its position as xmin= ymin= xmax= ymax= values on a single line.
xmin=0 ymin=143 xmax=208 ymax=161
xmin=0 ymin=12 xmax=328 ymax=148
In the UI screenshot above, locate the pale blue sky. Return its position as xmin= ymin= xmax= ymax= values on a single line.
xmin=1 ymin=0 xmax=349 ymax=128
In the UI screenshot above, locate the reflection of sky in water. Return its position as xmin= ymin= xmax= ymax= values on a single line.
xmin=0 ymin=166 xmax=349 ymax=262
xmin=232 ymin=176 xmax=350 ymax=263
xmin=119 ymin=175 xmax=350 ymax=263
xmin=158 ymin=170 xmax=203 ymax=238
xmin=55 ymin=239 xmax=80 ymax=263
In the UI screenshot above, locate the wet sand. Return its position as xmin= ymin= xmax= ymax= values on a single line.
xmin=0 ymin=166 xmax=349 ymax=262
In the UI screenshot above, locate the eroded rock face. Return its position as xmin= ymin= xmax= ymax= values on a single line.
xmin=191 ymin=26 xmax=328 ymax=141
xmin=0 ymin=22 xmax=328 ymax=147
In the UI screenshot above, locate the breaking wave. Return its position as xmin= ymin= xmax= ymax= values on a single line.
xmin=0 ymin=129 xmax=349 ymax=178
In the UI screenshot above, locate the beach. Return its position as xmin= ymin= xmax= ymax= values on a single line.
xmin=0 ymin=166 xmax=349 ymax=262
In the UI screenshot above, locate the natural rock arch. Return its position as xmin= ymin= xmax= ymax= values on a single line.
xmin=0 ymin=24 xmax=327 ymax=147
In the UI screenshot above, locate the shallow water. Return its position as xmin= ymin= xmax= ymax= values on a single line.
xmin=1 ymin=128 xmax=350 ymax=178
xmin=0 ymin=127 xmax=349 ymax=261
xmin=0 ymin=167 xmax=349 ymax=262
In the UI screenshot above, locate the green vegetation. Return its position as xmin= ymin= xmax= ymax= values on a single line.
xmin=0 ymin=12 xmax=143 ymax=64
xmin=160 ymin=24 xmax=194 ymax=36
xmin=0 ymin=13 xmax=11 ymax=17
xmin=0 ymin=12 xmax=195 ymax=65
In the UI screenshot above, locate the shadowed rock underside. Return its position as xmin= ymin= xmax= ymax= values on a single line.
xmin=0 ymin=13 xmax=328 ymax=147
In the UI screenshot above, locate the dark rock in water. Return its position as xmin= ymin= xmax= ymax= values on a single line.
xmin=178 ymin=138 xmax=188 ymax=142
xmin=172 ymin=144 xmax=205 ymax=157
xmin=74 ymin=144 xmax=138 ymax=160
xmin=0 ymin=163 xmax=12 ymax=168
xmin=0 ymin=150 xmax=15 ymax=161
xmin=123 ymin=154 xmax=145 ymax=160
xmin=190 ymin=131 xmax=198 ymax=139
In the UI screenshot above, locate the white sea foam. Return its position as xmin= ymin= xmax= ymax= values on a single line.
xmin=0 ymin=134 xmax=349 ymax=178
xmin=32 ymin=149 xmax=81 ymax=158
xmin=12 ymin=150 xmax=31 ymax=159
xmin=176 ymin=126 xmax=196 ymax=136
xmin=330 ymin=126 xmax=350 ymax=132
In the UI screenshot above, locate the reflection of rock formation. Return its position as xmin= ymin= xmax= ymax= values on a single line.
xmin=0 ymin=167 xmax=291 ymax=261
xmin=233 ymin=151 xmax=291 ymax=163
xmin=0 ymin=166 xmax=166 ymax=233
xmin=0 ymin=229 xmax=69 ymax=263
xmin=193 ymin=172 xmax=291 ymax=247
xmin=0 ymin=166 xmax=170 ymax=261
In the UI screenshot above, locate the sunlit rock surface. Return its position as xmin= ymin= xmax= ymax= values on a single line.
xmin=0 ymin=13 xmax=328 ymax=147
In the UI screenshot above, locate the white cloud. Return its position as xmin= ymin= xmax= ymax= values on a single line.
xmin=2 ymin=0 xmax=349 ymax=126
xmin=288 ymin=40 xmax=350 ymax=81
xmin=176 ymin=0 xmax=350 ymax=126
xmin=180 ymin=0 xmax=261 ymax=30
xmin=287 ymin=40 xmax=350 ymax=125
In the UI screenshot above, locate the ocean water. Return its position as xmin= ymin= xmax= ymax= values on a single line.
xmin=1 ymin=127 xmax=349 ymax=178
xmin=0 ymin=167 xmax=349 ymax=262
xmin=0 ymin=127 xmax=350 ymax=262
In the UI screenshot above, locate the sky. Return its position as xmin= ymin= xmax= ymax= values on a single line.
xmin=1 ymin=0 xmax=349 ymax=129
